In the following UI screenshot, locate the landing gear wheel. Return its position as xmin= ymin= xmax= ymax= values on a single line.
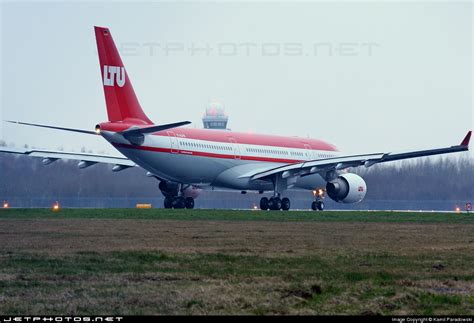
xmin=173 ymin=197 xmax=185 ymax=209
xmin=281 ymin=197 xmax=291 ymax=211
xmin=269 ymin=197 xmax=282 ymax=211
xmin=317 ymin=201 xmax=324 ymax=211
xmin=312 ymin=201 xmax=324 ymax=211
xmin=275 ymin=198 xmax=282 ymax=210
xmin=185 ymin=197 xmax=195 ymax=209
xmin=260 ymin=197 xmax=269 ymax=210
xmin=164 ymin=197 xmax=173 ymax=209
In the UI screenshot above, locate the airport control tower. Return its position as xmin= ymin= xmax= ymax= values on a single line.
xmin=202 ymin=101 xmax=229 ymax=130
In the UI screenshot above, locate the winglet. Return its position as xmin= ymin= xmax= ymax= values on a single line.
xmin=460 ymin=131 xmax=472 ymax=147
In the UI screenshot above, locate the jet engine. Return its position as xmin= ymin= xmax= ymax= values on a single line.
xmin=326 ymin=173 xmax=366 ymax=204
xmin=159 ymin=181 xmax=201 ymax=198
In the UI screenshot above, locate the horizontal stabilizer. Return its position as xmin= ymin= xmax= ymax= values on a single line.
xmin=5 ymin=120 xmax=97 ymax=135
xmin=121 ymin=121 xmax=191 ymax=145
xmin=121 ymin=121 xmax=191 ymax=136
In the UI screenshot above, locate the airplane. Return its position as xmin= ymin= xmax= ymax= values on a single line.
xmin=1 ymin=26 xmax=471 ymax=211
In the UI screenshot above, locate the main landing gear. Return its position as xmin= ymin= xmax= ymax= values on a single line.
xmin=163 ymin=196 xmax=195 ymax=209
xmin=259 ymin=174 xmax=292 ymax=211
xmin=260 ymin=196 xmax=291 ymax=211
xmin=159 ymin=181 xmax=195 ymax=209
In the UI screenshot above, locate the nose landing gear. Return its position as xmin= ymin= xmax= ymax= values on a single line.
xmin=311 ymin=188 xmax=325 ymax=211
xmin=311 ymin=200 xmax=324 ymax=211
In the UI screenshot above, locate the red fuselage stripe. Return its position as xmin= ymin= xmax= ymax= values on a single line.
xmin=100 ymin=123 xmax=338 ymax=151
xmin=113 ymin=143 xmax=304 ymax=164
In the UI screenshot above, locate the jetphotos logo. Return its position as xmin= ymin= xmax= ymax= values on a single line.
xmin=103 ymin=65 xmax=125 ymax=87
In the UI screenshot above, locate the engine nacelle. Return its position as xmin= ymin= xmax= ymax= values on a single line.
xmin=326 ymin=173 xmax=367 ymax=204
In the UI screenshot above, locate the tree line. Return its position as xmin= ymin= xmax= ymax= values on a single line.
xmin=0 ymin=141 xmax=472 ymax=202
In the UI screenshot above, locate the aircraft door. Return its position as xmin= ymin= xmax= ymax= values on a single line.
xmin=303 ymin=144 xmax=313 ymax=160
xmin=167 ymin=131 xmax=179 ymax=153
xmin=228 ymin=137 xmax=241 ymax=160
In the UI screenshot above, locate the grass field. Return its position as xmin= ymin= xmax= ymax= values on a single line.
xmin=0 ymin=208 xmax=473 ymax=315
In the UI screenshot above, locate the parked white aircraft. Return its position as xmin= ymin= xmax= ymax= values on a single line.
xmin=2 ymin=27 xmax=471 ymax=210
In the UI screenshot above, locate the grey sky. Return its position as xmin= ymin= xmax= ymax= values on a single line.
xmin=1 ymin=1 xmax=472 ymax=156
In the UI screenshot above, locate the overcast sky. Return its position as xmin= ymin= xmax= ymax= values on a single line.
xmin=1 ymin=1 xmax=472 ymax=156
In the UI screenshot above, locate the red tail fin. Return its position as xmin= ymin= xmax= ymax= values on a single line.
xmin=94 ymin=26 xmax=152 ymax=125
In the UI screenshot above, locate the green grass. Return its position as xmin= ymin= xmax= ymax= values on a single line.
xmin=0 ymin=250 xmax=473 ymax=315
xmin=1 ymin=208 xmax=473 ymax=223
xmin=0 ymin=208 xmax=473 ymax=315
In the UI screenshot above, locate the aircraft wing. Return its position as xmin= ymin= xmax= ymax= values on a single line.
xmin=251 ymin=131 xmax=471 ymax=181
xmin=0 ymin=146 xmax=135 ymax=171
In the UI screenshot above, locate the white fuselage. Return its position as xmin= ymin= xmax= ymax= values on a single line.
xmin=101 ymin=128 xmax=340 ymax=192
